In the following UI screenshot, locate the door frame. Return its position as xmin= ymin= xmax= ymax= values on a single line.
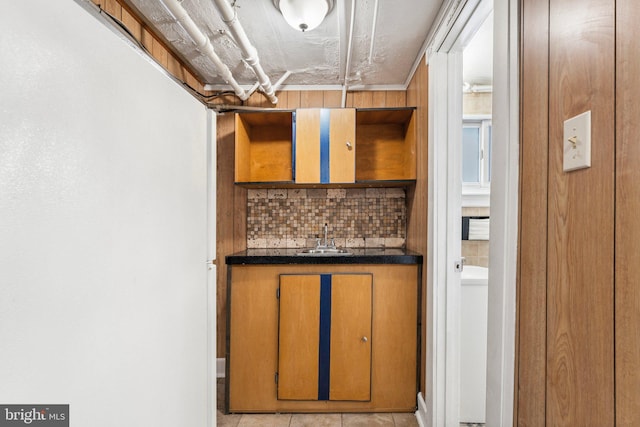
xmin=207 ymin=110 xmax=217 ymax=427
xmin=485 ymin=0 xmax=519 ymax=423
xmin=418 ymin=0 xmax=519 ymax=425
xmin=423 ymin=50 xmax=462 ymax=427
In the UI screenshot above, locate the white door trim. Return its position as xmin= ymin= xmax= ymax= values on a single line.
xmin=426 ymin=47 xmax=465 ymax=427
xmin=419 ymin=52 xmax=462 ymax=426
xmin=485 ymin=0 xmax=519 ymax=424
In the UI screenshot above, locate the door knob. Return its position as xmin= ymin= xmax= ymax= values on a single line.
xmin=346 ymin=141 xmax=353 ymax=150
xmin=361 ymin=336 xmax=368 ymax=343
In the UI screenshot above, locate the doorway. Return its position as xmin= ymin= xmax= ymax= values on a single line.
xmin=419 ymin=0 xmax=519 ymax=426
xmin=459 ymin=11 xmax=493 ymax=426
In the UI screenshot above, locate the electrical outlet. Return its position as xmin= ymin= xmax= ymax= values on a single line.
xmin=563 ymin=110 xmax=591 ymax=172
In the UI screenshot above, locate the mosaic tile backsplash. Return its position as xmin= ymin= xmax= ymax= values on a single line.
xmin=247 ymin=188 xmax=406 ymax=249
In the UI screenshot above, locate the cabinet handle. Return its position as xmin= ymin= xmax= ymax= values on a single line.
xmin=361 ymin=336 xmax=368 ymax=343
xmin=346 ymin=141 xmax=353 ymax=150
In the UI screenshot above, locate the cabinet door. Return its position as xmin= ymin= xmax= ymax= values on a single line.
xmin=328 ymin=109 xmax=356 ymax=183
xmin=330 ymin=274 xmax=372 ymax=401
xmin=277 ymin=274 xmax=321 ymax=400
xmin=294 ymin=109 xmax=355 ymax=184
xmin=277 ymin=273 xmax=372 ymax=401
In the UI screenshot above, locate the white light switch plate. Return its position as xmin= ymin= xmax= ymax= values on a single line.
xmin=563 ymin=110 xmax=591 ymax=172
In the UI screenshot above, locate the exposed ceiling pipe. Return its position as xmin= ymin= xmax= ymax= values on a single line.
xmin=246 ymin=81 xmax=261 ymax=97
xmin=159 ymin=0 xmax=249 ymax=101
xmin=341 ymin=0 xmax=356 ymax=108
xmin=337 ymin=0 xmax=348 ymax=81
xmin=367 ymin=0 xmax=379 ymax=64
xmin=213 ymin=0 xmax=278 ymax=104
xmin=272 ymin=70 xmax=292 ymax=92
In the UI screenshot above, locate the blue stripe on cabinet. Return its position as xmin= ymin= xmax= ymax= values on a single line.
xmin=318 ymin=274 xmax=332 ymax=400
xmin=291 ymin=111 xmax=296 ymax=180
xmin=319 ymin=109 xmax=330 ymax=184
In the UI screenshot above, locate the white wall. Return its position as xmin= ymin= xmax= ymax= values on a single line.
xmin=0 ymin=1 xmax=210 ymax=426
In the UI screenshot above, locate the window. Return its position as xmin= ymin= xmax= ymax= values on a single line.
xmin=462 ymin=116 xmax=491 ymax=206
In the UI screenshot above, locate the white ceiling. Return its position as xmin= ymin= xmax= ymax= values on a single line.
xmin=463 ymin=11 xmax=493 ymax=89
xmin=122 ymin=0 xmax=445 ymax=91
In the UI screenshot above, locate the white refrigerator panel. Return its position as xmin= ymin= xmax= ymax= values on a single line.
xmin=0 ymin=1 xmax=211 ymax=426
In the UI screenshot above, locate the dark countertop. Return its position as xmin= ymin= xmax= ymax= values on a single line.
xmin=225 ymin=248 xmax=423 ymax=265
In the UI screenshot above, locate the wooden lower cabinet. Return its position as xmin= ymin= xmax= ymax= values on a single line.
xmin=227 ymin=264 xmax=419 ymax=413
xmin=278 ymin=273 xmax=372 ymax=402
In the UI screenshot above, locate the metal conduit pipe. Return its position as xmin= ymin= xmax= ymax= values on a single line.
xmin=271 ymin=70 xmax=292 ymax=92
xmin=160 ymin=0 xmax=249 ymax=101
xmin=367 ymin=0 xmax=379 ymax=64
xmin=341 ymin=0 xmax=356 ymax=108
xmin=213 ymin=0 xmax=278 ymax=104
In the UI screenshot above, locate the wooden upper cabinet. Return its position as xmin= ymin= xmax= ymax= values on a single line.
xmin=234 ymin=107 xmax=416 ymax=186
xmin=356 ymin=108 xmax=417 ymax=181
xmin=294 ymin=108 xmax=356 ymax=184
xmin=235 ymin=111 xmax=293 ymax=183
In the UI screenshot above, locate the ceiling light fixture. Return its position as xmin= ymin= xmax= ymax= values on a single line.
xmin=273 ymin=0 xmax=335 ymax=32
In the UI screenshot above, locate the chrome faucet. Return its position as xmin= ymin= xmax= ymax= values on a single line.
xmin=323 ymin=223 xmax=328 ymax=247
xmin=315 ymin=223 xmax=336 ymax=249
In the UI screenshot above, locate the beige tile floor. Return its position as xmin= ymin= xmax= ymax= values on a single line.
xmin=216 ymin=379 xmax=419 ymax=427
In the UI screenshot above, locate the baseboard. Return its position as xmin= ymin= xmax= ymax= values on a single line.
xmin=217 ymin=358 xmax=225 ymax=378
xmin=415 ymin=392 xmax=428 ymax=427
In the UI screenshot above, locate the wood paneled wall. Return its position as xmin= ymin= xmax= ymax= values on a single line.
xmin=517 ymin=0 xmax=549 ymax=423
xmin=216 ymin=113 xmax=247 ymax=359
xmin=547 ymin=1 xmax=615 ymax=424
xmin=615 ymin=0 xmax=640 ymax=424
xmin=216 ymin=89 xmax=417 ymax=357
xmin=406 ymin=58 xmax=429 ymax=396
xmin=517 ymin=0 xmax=640 ymax=424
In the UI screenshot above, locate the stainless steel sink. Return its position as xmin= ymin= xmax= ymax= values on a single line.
xmin=296 ymin=224 xmax=352 ymax=256
xmin=296 ymin=248 xmax=353 ymax=256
